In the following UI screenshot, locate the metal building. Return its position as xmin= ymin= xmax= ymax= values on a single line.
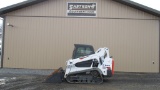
xmin=0 ymin=0 xmax=160 ymax=73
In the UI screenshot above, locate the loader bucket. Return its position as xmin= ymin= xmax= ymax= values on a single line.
xmin=45 ymin=67 xmax=65 ymax=83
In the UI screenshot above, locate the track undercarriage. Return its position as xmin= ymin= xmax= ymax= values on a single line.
xmin=66 ymin=70 xmax=103 ymax=84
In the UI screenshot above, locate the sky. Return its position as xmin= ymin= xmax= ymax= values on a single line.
xmin=0 ymin=0 xmax=27 ymax=9
xmin=0 ymin=0 xmax=160 ymax=11
xmin=131 ymin=0 xmax=160 ymax=11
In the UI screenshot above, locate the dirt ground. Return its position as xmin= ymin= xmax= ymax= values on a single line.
xmin=0 ymin=72 xmax=160 ymax=90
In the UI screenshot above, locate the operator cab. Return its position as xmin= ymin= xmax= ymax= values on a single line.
xmin=72 ymin=44 xmax=95 ymax=59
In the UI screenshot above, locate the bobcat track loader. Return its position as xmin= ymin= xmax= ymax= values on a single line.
xmin=45 ymin=44 xmax=114 ymax=84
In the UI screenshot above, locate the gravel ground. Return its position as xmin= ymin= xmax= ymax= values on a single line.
xmin=0 ymin=68 xmax=160 ymax=90
xmin=0 ymin=68 xmax=54 ymax=75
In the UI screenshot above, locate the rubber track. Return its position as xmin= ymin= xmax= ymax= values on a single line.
xmin=66 ymin=72 xmax=103 ymax=84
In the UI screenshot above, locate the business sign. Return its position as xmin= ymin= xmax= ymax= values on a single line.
xmin=67 ymin=2 xmax=97 ymax=17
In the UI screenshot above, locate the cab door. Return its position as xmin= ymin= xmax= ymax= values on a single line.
xmin=72 ymin=44 xmax=95 ymax=59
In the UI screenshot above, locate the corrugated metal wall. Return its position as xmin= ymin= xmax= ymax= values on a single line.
xmin=7 ymin=0 xmax=158 ymax=19
xmin=3 ymin=0 xmax=159 ymax=72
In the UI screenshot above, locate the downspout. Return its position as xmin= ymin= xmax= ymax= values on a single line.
xmin=159 ymin=19 xmax=160 ymax=73
xmin=0 ymin=16 xmax=5 ymax=68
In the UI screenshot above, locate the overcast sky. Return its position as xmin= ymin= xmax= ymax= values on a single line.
xmin=0 ymin=0 xmax=160 ymax=11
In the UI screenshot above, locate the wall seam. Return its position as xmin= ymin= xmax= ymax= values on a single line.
xmin=5 ymin=15 xmax=159 ymax=21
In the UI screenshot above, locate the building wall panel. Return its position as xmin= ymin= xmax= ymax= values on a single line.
xmin=7 ymin=0 xmax=159 ymax=19
xmin=4 ymin=16 xmax=159 ymax=72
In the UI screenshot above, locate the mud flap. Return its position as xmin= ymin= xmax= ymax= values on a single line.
xmin=45 ymin=67 xmax=65 ymax=83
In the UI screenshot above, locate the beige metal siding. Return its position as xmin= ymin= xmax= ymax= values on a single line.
xmin=7 ymin=0 xmax=158 ymax=19
xmin=4 ymin=16 xmax=159 ymax=72
xmin=3 ymin=0 xmax=160 ymax=72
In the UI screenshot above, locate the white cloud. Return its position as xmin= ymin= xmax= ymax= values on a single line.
xmin=131 ymin=0 xmax=160 ymax=11
xmin=0 ymin=0 xmax=26 ymax=9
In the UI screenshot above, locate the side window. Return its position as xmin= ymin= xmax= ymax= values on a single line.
xmin=75 ymin=47 xmax=93 ymax=58
xmin=75 ymin=47 xmax=85 ymax=58
xmin=77 ymin=47 xmax=85 ymax=54
xmin=85 ymin=48 xmax=93 ymax=55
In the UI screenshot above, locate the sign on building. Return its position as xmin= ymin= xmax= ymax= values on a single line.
xmin=67 ymin=2 xmax=97 ymax=17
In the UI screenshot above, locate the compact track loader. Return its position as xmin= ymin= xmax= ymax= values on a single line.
xmin=45 ymin=44 xmax=114 ymax=84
